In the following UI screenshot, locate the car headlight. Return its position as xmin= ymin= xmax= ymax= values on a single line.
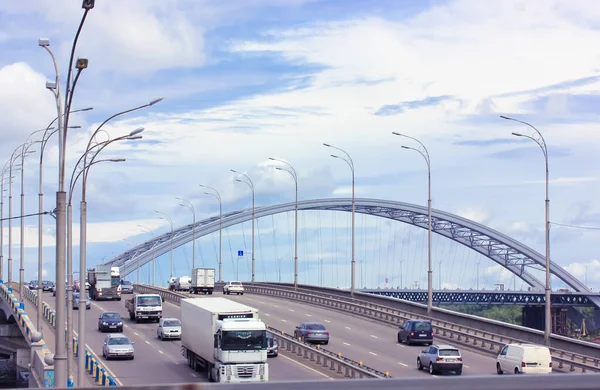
xmin=102 ymin=322 xmax=108 ymax=325
xmin=117 ymin=322 xmax=122 ymax=325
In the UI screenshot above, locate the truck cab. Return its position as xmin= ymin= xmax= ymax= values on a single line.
xmin=125 ymin=293 xmax=163 ymax=322
xmin=168 ymin=277 xmax=178 ymax=291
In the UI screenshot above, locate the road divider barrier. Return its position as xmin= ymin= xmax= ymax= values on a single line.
xmin=134 ymin=284 xmax=390 ymax=379
xmin=135 ymin=283 xmax=600 ymax=374
xmin=20 ymin=285 xmax=118 ymax=386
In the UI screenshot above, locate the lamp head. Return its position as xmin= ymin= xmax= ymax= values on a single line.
xmin=330 ymin=154 xmax=338 ymax=159
xmin=392 ymin=132 xmax=401 ymax=136
xmin=500 ymin=115 xmax=511 ymax=120
xmin=80 ymin=107 xmax=94 ymax=112
xmin=129 ymin=127 xmax=144 ymax=136
xmin=45 ymin=81 xmax=57 ymax=90
xmin=236 ymin=179 xmax=242 ymax=182
xmin=401 ymin=145 xmax=410 ymax=150
xmin=149 ymin=97 xmax=164 ymax=106
xmin=268 ymin=157 xmax=276 ymax=161
xmin=38 ymin=38 xmax=50 ymax=47
xmin=511 ymin=132 xmax=524 ymax=137
xmin=68 ymin=125 xmax=82 ymax=129
xmin=82 ymin=0 xmax=95 ymax=10
xmin=323 ymin=143 xmax=331 ymax=147
xmin=76 ymin=58 xmax=89 ymax=70
xmin=127 ymin=135 xmax=143 ymax=140
xmin=109 ymin=158 xmax=126 ymax=162
xmin=204 ymin=192 xmax=211 ymax=195
xmin=275 ymin=167 xmax=282 ymax=171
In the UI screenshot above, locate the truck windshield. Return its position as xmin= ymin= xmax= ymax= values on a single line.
xmin=110 ymin=276 xmax=120 ymax=287
xmin=222 ymin=330 xmax=266 ymax=351
xmin=137 ymin=296 xmax=161 ymax=307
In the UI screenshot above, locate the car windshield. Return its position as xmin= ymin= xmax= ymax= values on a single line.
xmin=414 ymin=322 xmax=432 ymax=331
xmin=439 ymin=349 xmax=460 ymax=356
xmin=163 ymin=319 xmax=181 ymax=327
xmin=43 ymin=281 xmax=52 ymax=285
xmin=107 ymin=337 xmax=130 ymax=346
xmin=122 ymin=281 xmax=131 ymax=286
xmin=222 ymin=330 xmax=266 ymax=351
xmin=231 ymin=282 xmax=242 ymax=286
xmin=305 ymin=323 xmax=326 ymax=330
xmin=137 ymin=296 xmax=161 ymax=307
xmin=102 ymin=313 xmax=120 ymax=320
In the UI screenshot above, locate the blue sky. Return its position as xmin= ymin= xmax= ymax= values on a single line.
xmin=1 ymin=0 xmax=600 ymax=292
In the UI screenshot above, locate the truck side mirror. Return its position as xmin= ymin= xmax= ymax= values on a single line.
xmin=162 ymin=296 xmax=165 ymax=302
xmin=213 ymin=334 xmax=218 ymax=348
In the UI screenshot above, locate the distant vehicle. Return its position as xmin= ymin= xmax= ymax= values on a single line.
xmin=190 ymin=268 xmax=215 ymax=295
xmin=168 ymin=277 xmax=177 ymax=291
xmin=397 ymin=320 xmax=433 ymax=345
xmin=52 ymin=285 xmax=57 ymax=296
xmin=73 ymin=292 xmax=91 ymax=310
xmin=175 ymin=276 xmax=191 ymax=291
xmin=266 ymin=333 xmax=278 ymax=357
xmin=28 ymin=280 xmax=38 ymax=290
xmin=417 ymin=344 xmax=463 ymax=375
xmin=496 ymin=343 xmax=552 ymax=375
xmin=157 ymin=318 xmax=182 ymax=340
xmin=89 ymin=265 xmax=121 ymax=301
xmin=293 ymin=322 xmax=329 ymax=345
xmin=102 ymin=333 xmax=135 ymax=360
xmin=98 ymin=312 xmax=124 ymax=332
xmin=125 ymin=293 xmax=163 ymax=323
xmin=120 ymin=280 xmax=134 ymax=294
xmin=41 ymin=281 xmax=54 ymax=292
xmin=223 ymin=281 xmax=244 ymax=295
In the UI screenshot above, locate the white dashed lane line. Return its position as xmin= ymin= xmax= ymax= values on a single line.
xmin=288 ymin=309 xmax=295 ymax=312
xmin=134 ymin=332 xmax=139 ymax=336
xmin=305 ymin=314 xmax=312 ymax=317
xmin=369 ymin=352 xmax=377 ymax=356
xmin=145 ymin=340 xmax=151 ymax=344
xmin=281 ymin=319 xmax=287 ymax=323
xmin=343 ymin=342 xmax=351 ymax=346
xmin=158 ymin=350 xmax=164 ymax=354
xmin=264 ymin=313 xmax=271 ymax=317
xmin=324 ymin=320 xmax=330 ymax=323
xmin=398 ymin=362 xmax=408 ymax=367
xmin=344 ymin=326 xmax=351 ymax=330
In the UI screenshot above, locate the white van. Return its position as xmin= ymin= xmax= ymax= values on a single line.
xmin=496 ymin=343 xmax=552 ymax=375
xmin=175 ymin=276 xmax=191 ymax=291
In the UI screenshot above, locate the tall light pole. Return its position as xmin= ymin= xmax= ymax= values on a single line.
xmin=323 ymin=143 xmax=356 ymax=296
xmin=138 ymin=225 xmax=155 ymax=285
xmin=200 ymin=185 xmax=222 ymax=282
xmin=501 ymin=115 xmax=552 ymax=346
xmin=176 ymin=197 xmax=196 ymax=270
xmin=269 ymin=158 xmax=299 ymax=289
xmin=231 ymin=170 xmax=256 ymax=282
xmin=8 ymin=144 xmax=27 ymax=287
xmin=37 ymin=110 xmax=92 ymax=332
xmin=73 ymin=127 xmax=143 ymax=385
xmin=40 ymin=1 xmax=94 ymax=379
xmin=155 ymin=211 xmax=174 ymax=279
xmin=0 ymin=162 xmax=9 ymax=282
xmin=392 ymin=132 xmax=433 ymax=314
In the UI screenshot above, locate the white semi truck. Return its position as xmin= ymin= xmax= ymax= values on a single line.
xmin=181 ymin=297 xmax=269 ymax=383
xmin=190 ymin=268 xmax=215 ymax=294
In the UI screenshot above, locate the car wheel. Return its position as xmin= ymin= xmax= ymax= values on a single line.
xmin=405 ymin=336 xmax=412 ymax=346
xmin=514 ymin=367 xmax=519 ymax=375
xmin=456 ymin=369 xmax=462 ymax=375
xmin=397 ymin=334 xmax=402 ymax=343
xmin=429 ymin=363 xmax=435 ymax=375
xmin=417 ymin=358 xmax=422 ymax=370
xmin=496 ymin=363 xmax=503 ymax=375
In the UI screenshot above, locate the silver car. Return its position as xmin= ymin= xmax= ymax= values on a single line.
xmin=294 ymin=322 xmax=329 ymax=344
xmin=73 ymin=292 xmax=91 ymax=310
xmin=417 ymin=344 xmax=463 ymax=375
xmin=120 ymin=280 xmax=134 ymax=294
xmin=157 ymin=318 xmax=182 ymax=340
xmin=102 ymin=333 xmax=135 ymax=360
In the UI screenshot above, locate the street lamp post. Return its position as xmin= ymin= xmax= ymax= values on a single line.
xmin=176 ymin=197 xmax=196 ymax=270
xmin=138 ymin=225 xmax=155 ymax=285
xmin=155 ymin=211 xmax=174 ymax=279
xmin=199 ymin=185 xmax=222 ymax=282
xmin=323 ymin=143 xmax=356 ymax=296
xmin=8 ymin=144 xmax=27 ymax=287
xmin=0 ymin=162 xmax=8 ymax=282
xmin=231 ymin=170 xmax=255 ymax=282
xmin=392 ymin=132 xmax=433 ymax=314
xmin=501 ymin=115 xmax=552 ymax=346
xmin=269 ymin=158 xmax=299 ymax=289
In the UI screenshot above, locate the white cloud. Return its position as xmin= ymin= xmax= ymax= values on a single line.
xmin=564 ymin=259 xmax=600 ymax=288
xmin=456 ymin=206 xmax=491 ymax=225
xmin=441 ymin=282 xmax=458 ymax=290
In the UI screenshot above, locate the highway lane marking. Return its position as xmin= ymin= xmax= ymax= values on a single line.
xmin=464 ymin=365 xmax=470 ymax=368
xmin=343 ymin=342 xmax=351 ymax=346
xmin=279 ymin=353 xmax=334 ymax=380
xmin=324 ymin=320 xmax=330 ymax=323
xmin=281 ymin=319 xmax=287 ymax=323
xmin=134 ymin=332 xmax=139 ymax=336
xmin=305 ymin=314 xmax=312 ymax=317
xmin=369 ymin=352 xmax=377 ymax=356
xmin=273 ymin=305 xmax=279 ymax=308
xmin=264 ymin=313 xmax=271 ymax=317
xmin=158 ymin=350 xmax=164 ymax=354
xmin=398 ymin=362 xmax=408 ymax=367
xmin=72 ymin=329 xmax=123 ymax=386
xmin=396 ymin=344 xmax=405 ymax=348
xmin=145 ymin=340 xmax=151 ymax=345
xmin=344 ymin=326 xmax=351 ymax=330
xmin=124 ymin=324 xmax=130 ymax=328
xmin=191 ymin=373 xmax=197 ymax=377
xmin=288 ymin=309 xmax=295 ymax=312
xmin=370 ymin=335 xmax=378 ymax=339
xmin=259 ymin=301 xmax=265 ymax=304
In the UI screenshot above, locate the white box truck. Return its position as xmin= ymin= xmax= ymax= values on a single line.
xmin=190 ymin=268 xmax=215 ymax=294
xmin=181 ymin=297 xmax=269 ymax=383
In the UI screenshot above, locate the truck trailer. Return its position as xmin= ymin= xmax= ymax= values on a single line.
xmin=190 ymin=268 xmax=215 ymax=294
xmin=181 ymin=297 xmax=269 ymax=383
xmin=88 ymin=265 xmax=121 ymax=301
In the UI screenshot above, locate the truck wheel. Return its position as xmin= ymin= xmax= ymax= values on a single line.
xmin=209 ymin=291 xmax=213 ymax=295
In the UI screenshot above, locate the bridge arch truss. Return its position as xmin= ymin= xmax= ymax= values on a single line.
xmin=103 ymin=198 xmax=590 ymax=297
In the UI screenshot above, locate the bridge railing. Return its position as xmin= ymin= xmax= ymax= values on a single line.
xmin=133 ymin=284 xmax=391 ymax=379
xmin=0 ymin=281 xmax=53 ymax=387
xmin=134 ymin=283 xmax=600 ymax=374
xmin=14 ymin=282 xmax=118 ymax=387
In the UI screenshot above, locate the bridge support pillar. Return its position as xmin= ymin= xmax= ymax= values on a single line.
xmin=522 ymin=306 xmax=569 ymax=336
xmin=15 ymin=348 xmax=30 ymax=387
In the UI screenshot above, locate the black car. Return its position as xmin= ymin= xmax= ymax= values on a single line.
xmin=266 ymin=333 xmax=278 ymax=357
xmin=41 ymin=281 xmax=54 ymax=292
xmin=98 ymin=312 xmax=124 ymax=332
xmin=28 ymin=280 xmax=38 ymax=290
xmin=397 ymin=319 xmax=433 ymax=345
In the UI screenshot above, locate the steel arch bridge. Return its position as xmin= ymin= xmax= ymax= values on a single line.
xmin=101 ymin=198 xmax=596 ymax=305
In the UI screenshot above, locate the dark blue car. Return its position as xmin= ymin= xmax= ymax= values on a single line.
xmin=98 ymin=312 xmax=123 ymax=332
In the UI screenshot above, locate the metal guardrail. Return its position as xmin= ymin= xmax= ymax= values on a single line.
xmin=259 ymin=282 xmax=600 ymax=355
xmin=17 ymin=283 xmax=118 ymax=387
xmin=134 ymin=283 xmax=600 ymax=374
xmin=242 ymin=283 xmax=600 ymax=373
xmin=133 ymin=284 xmax=390 ymax=379
xmin=43 ymin=373 xmax=600 ymax=390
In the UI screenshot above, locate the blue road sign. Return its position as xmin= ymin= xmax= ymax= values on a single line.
xmin=238 ymin=250 xmax=244 ymax=257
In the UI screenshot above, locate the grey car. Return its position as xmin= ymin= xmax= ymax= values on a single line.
xmin=157 ymin=318 xmax=181 ymax=340
xmin=294 ymin=322 xmax=329 ymax=344
xmin=102 ymin=333 xmax=135 ymax=360
xmin=417 ymin=344 xmax=463 ymax=375
xmin=73 ymin=292 xmax=91 ymax=310
xmin=120 ymin=280 xmax=134 ymax=294
xmin=266 ymin=333 xmax=278 ymax=357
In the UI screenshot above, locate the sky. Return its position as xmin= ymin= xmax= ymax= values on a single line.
xmin=0 ymin=0 xmax=599 ymax=293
